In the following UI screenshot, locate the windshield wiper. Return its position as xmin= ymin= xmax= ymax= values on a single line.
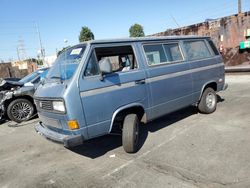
xmin=49 ymin=76 xmax=63 ymax=83
xmin=50 ymin=76 xmax=61 ymax=79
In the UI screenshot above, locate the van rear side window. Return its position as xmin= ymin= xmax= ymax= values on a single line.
xmin=183 ymin=40 xmax=211 ymax=61
xmin=143 ymin=43 xmax=183 ymax=65
xmin=143 ymin=45 xmax=167 ymax=65
xmin=208 ymin=40 xmax=220 ymax=55
xmin=163 ymin=43 xmax=183 ymax=62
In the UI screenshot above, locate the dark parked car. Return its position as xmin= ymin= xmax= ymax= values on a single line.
xmin=4 ymin=78 xmax=21 ymax=82
xmin=0 ymin=68 xmax=49 ymax=123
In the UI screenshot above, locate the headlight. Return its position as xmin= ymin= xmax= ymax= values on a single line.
xmin=53 ymin=101 xmax=65 ymax=112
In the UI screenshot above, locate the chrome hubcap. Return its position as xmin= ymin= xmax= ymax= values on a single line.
xmin=11 ymin=102 xmax=32 ymax=121
xmin=206 ymin=93 xmax=216 ymax=109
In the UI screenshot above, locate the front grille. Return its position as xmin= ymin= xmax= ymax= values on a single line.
xmin=41 ymin=101 xmax=53 ymax=110
xmin=35 ymin=99 xmax=53 ymax=111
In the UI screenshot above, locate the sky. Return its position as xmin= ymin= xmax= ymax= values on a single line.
xmin=0 ymin=0 xmax=249 ymax=61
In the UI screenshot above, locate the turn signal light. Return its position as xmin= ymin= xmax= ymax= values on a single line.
xmin=68 ymin=120 xmax=79 ymax=130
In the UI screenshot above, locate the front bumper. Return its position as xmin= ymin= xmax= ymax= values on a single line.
xmin=223 ymin=83 xmax=228 ymax=91
xmin=35 ymin=121 xmax=83 ymax=148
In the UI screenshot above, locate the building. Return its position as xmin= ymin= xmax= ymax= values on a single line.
xmin=0 ymin=59 xmax=38 ymax=79
xmin=154 ymin=11 xmax=250 ymax=49
xmin=153 ymin=11 xmax=250 ymax=65
xmin=0 ymin=62 xmax=25 ymax=79
xmin=12 ymin=59 xmax=37 ymax=73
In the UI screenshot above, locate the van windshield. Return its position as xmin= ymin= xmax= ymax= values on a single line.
xmin=46 ymin=44 xmax=86 ymax=82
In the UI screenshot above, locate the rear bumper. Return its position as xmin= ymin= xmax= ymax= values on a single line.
xmin=35 ymin=121 xmax=83 ymax=148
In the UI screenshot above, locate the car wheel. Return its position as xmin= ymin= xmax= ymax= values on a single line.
xmin=7 ymin=98 xmax=34 ymax=123
xmin=122 ymin=114 xmax=140 ymax=153
xmin=198 ymin=87 xmax=217 ymax=114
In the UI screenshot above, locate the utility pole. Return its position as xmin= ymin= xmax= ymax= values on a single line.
xmin=238 ymin=0 xmax=242 ymax=14
xmin=35 ymin=22 xmax=46 ymax=65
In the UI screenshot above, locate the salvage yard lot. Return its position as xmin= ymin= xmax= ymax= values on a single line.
xmin=0 ymin=75 xmax=250 ymax=188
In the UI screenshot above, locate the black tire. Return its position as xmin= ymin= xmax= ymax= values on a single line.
xmin=122 ymin=114 xmax=140 ymax=153
xmin=198 ymin=87 xmax=217 ymax=114
xmin=7 ymin=98 xmax=34 ymax=123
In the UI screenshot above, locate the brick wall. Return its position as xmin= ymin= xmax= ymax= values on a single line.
xmin=0 ymin=63 xmax=24 ymax=78
xmin=0 ymin=62 xmax=37 ymax=79
xmin=154 ymin=11 xmax=250 ymax=49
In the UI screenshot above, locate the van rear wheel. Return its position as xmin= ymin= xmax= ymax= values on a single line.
xmin=198 ymin=87 xmax=217 ymax=114
xmin=122 ymin=114 xmax=139 ymax=153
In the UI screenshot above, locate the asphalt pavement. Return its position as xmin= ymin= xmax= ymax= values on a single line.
xmin=0 ymin=74 xmax=250 ymax=188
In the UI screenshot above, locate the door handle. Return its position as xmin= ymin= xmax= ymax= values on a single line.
xmin=135 ymin=79 xmax=146 ymax=85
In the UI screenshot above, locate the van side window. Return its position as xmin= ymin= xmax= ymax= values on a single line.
xmin=143 ymin=45 xmax=167 ymax=65
xmin=208 ymin=40 xmax=219 ymax=55
xmin=163 ymin=43 xmax=183 ymax=62
xmin=183 ymin=40 xmax=211 ymax=60
xmin=95 ymin=45 xmax=137 ymax=72
xmin=84 ymin=51 xmax=100 ymax=76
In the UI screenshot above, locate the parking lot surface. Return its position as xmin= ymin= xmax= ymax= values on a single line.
xmin=0 ymin=75 xmax=250 ymax=188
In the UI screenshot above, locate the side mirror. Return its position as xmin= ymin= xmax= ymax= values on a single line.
xmin=99 ymin=57 xmax=112 ymax=74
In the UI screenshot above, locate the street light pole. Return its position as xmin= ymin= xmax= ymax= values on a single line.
xmin=35 ymin=22 xmax=46 ymax=66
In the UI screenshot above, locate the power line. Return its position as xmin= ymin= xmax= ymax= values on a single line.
xmin=0 ymin=20 xmax=46 ymax=62
xmin=178 ymin=0 xmax=250 ymax=24
xmin=0 ymin=32 xmax=37 ymax=35
xmin=0 ymin=20 xmax=35 ymax=23
xmin=0 ymin=26 xmax=35 ymax=29
xmin=182 ymin=1 xmax=236 ymax=18
xmin=170 ymin=14 xmax=180 ymax=28
xmin=175 ymin=1 xmax=247 ymax=28
xmin=0 ymin=48 xmax=37 ymax=51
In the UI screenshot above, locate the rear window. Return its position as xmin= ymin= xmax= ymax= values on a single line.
xmin=183 ymin=40 xmax=211 ymax=60
xmin=143 ymin=43 xmax=183 ymax=65
xmin=208 ymin=40 xmax=220 ymax=55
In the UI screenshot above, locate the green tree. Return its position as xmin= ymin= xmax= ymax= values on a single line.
xmin=129 ymin=23 xmax=145 ymax=37
xmin=79 ymin=26 xmax=95 ymax=42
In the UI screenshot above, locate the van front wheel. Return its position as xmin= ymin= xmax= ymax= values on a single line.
xmin=198 ymin=87 xmax=217 ymax=114
xmin=122 ymin=114 xmax=139 ymax=153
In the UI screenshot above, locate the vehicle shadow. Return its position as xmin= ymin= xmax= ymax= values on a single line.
xmin=70 ymin=105 xmax=200 ymax=159
xmin=0 ymin=119 xmax=7 ymax=125
xmin=70 ymin=95 xmax=225 ymax=158
xmin=0 ymin=114 xmax=38 ymax=126
xmin=217 ymin=94 xmax=225 ymax=103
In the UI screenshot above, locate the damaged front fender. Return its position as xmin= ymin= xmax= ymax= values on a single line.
xmin=0 ymin=90 xmax=14 ymax=119
xmin=0 ymin=79 xmax=35 ymax=120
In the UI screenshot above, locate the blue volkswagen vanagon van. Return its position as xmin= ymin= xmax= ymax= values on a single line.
xmin=34 ymin=36 xmax=228 ymax=153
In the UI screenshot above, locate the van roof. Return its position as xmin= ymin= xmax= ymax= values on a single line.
xmin=81 ymin=35 xmax=210 ymax=45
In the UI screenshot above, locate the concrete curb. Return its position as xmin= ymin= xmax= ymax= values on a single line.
xmin=225 ymin=66 xmax=250 ymax=73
